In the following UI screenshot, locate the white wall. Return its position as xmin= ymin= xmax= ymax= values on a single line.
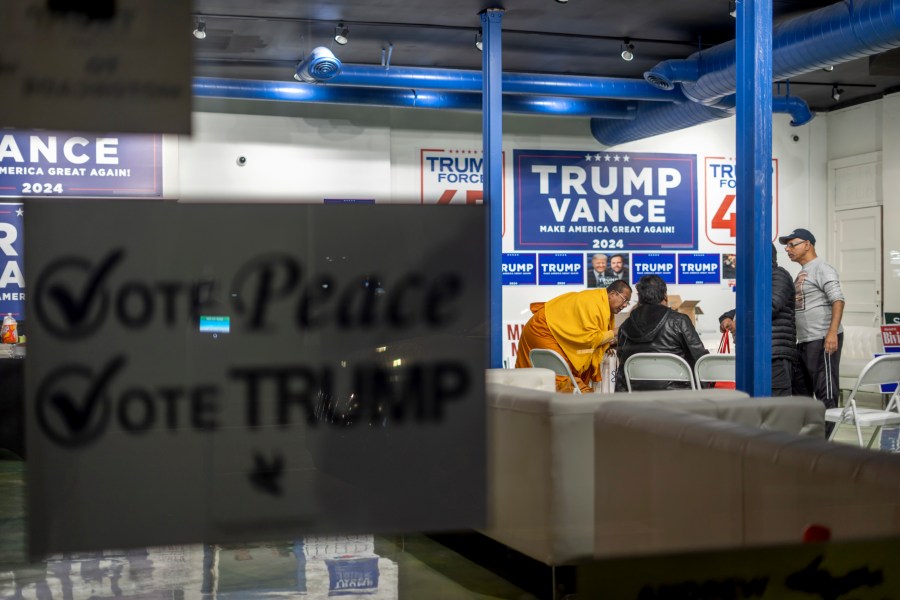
xmin=827 ymin=93 xmax=900 ymax=315
xmin=175 ymin=99 xmax=827 ymax=360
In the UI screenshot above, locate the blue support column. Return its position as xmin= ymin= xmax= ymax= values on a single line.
xmin=481 ymin=9 xmax=504 ymax=368
xmin=735 ymin=0 xmax=773 ymax=396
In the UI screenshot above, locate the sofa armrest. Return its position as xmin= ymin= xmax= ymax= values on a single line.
xmin=486 ymin=367 xmax=556 ymax=391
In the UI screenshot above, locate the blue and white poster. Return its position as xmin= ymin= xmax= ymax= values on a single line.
xmin=513 ymin=150 xmax=697 ymax=252
xmin=677 ymin=253 xmax=721 ymax=285
xmin=0 ymin=131 xmax=163 ymax=198
xmin=0 ymin=203 xmax=24 ymax=318
xmin=538 ymin=253 xmax=584 ymax=286
xmin=632 ymin=253 xmax=676 ymax=284
xmin=502 ymin=253 xmax=537 ymax=285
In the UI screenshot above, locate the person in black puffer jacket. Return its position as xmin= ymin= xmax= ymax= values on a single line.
xmin=615 ymin=275 xmax=709 ymax=391
xmin=718 ymin=244 xmax=799 ymax=396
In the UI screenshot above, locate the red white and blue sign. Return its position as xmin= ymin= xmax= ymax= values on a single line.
xmin=538 ymin=253 xmax=584 ymax=286
xmin=632 ymin=253 xmax=677 ymax=284
xmin=677 ymin=253 xmax=721 ymax=285
xmin=0 ymin=203 xmax=24 ymax=319
xmin=502 ymin=253 xmax=537 ymax=286
xmin=513 ymin=149 xmax=697 ymax=252
xmin=0 ymin=131 xmax=163 ymax=198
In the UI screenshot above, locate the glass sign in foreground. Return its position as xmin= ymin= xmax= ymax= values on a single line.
xmin=26 ymin=201 xmax=486 ymax=555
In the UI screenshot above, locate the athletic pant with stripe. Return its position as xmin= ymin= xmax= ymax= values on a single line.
xmin=797 ymin=333 xmax=843 ymax=436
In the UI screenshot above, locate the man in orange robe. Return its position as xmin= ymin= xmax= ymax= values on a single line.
xmin=515 ymin=279 xmax=632 ymax=393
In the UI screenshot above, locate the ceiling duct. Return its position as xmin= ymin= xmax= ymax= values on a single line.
xmin=193 ymin=78 xmax=639 ymax=118
xmin=596 ymin=0 xmax=900 ymax=145
xmin=308 ymin=64 xmax=680 ymax=102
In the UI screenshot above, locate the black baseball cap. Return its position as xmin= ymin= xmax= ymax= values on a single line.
xmin=778 ymin=228 xmax=816 ymax=245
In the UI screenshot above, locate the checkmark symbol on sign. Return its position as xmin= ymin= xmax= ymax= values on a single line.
xmin=46 ymin=250 xmax=123 ymax=326
xmin=49 ymin=356 xmax=125 ymax=436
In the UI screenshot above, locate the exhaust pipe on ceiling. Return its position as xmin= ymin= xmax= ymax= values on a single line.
xmin=591 ymin=94 xmax=812 ymax=146
xmin=193 ymin=77 xmax=638 ymax=119
xmin=320 ymin=64 xmax=683 ymax=102
xmin=599 ymin=0 xmax=900 ymax=144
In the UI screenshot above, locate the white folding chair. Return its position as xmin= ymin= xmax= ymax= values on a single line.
xmin=825 ymin=354 xmax=900 ymax=448
xmin=529 ymin=348 xmax=582 ymax=394
xmin=622 ymin=352 xmax=697 ymax=392
xmin=693 ymin=354 xmax=736 ymax=388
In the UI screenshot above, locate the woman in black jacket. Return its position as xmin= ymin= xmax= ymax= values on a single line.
xmin=615 ymin=275 xmax=709 ymax=391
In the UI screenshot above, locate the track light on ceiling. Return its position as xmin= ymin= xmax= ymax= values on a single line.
xmin=832 ymin=85 xmax=844 ymax=101
xmin=193 ymin=19 xmax=207 ymax=40
xmin=620 ymin=40 xmax=635 ymax=61
xmin=728 ymin=0 xmax=737 ymax=18
xmin=334 ymin=24 xmax=350 ymax=45
xmin=475 ymin=31 xmax=483 ymax=51
xmin=823 ymin=65 xmax=834 ymax=71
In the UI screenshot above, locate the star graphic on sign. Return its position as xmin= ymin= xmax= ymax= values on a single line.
xmin=604 ymin=154 xmax=612 ymax=162
xmin=585 ymin=154 xmax=593 ymax=161
xmin=622 ymin=155 xmax=630 ymax=162
xmin=15 ymin=208 xmax=23 ymax=217
xmin=613 ymin=154 xmax=621 ymax=162
xmin=594 ymin=153 xmax=602 ymax=161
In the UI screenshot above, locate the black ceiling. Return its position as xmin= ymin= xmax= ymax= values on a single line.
xmin=193 ymin=0 xmax=900 ymax=114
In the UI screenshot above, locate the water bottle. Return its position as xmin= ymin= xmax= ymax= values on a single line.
xmin=1 ymin=313 xmax=17 ymax=344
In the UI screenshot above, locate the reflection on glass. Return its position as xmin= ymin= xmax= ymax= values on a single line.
xmin=0 ymin=537 xmax=398 ymax=599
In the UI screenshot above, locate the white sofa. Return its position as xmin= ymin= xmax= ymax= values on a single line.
xmin=594 ymin=400 xmax=900 ymax=558
xmin=483 ymin=368 xmax=824 ymax=566
xmin=840 ymin=325 xmax=884 ymax=394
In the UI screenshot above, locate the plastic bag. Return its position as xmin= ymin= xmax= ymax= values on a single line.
xmin=714 ymin=330 xmax=736 ymax=389
xmin=598 ymin=348 xmax=618 ymax=394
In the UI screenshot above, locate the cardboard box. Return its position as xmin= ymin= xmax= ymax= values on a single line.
xmin=667 ymin=295 xmax=703 ymax=327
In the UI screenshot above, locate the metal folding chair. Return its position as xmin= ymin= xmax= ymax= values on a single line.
xmin=826 ymin=354 xmax=900 ymax=448
xmin=622 ymin=352 xmax=697 ymax=392
xmin=693 ymin=354 xmax=736 ymax=388
xmin=529 ymin=348 xmax=582 ymax=394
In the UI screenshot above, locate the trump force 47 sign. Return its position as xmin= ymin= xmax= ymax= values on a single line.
xmin=705 ymin=157 xmax=779 ymax=246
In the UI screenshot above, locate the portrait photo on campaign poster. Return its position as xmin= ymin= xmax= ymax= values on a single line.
xmin=722 ymin=253 xmax=737 ymax=280
xmin=585 ymin=252 xmax=629 ymax=288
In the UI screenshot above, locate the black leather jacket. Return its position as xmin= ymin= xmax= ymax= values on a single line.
xmin=615 ymin=304 xmax=709 ymax=391
xmin=718 ymin=264 xmax=797 ymax=361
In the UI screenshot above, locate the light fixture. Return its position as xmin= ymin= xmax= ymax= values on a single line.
xmin=620 ymin=40 xmax=635 ymax=61
xmin=475 ymin=31 xmax=483 ymax=51
xmin=334 ymin=23 xmax=349 ymax=45
xmin=555 ymin=0 xmax=569 ymax=3
xmin=728 ymin=0 xmax=737 ymax=18
xmin=193 ymin=19 xmax=207 ymax=40
xmin=832 ymin=85 xmax=844 ymax=101
xmin=823 ymin=65 xmax=834 ymax=71
xmin=294 ymin=46 xmax=343 ymax=83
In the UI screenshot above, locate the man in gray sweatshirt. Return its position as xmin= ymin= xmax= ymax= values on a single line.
xmin=779 ymin=228 xmax=845 ymax=433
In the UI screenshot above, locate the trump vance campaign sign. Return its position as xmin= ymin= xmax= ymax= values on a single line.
xmin=514 ymin=150 xmax=697 ymax=252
